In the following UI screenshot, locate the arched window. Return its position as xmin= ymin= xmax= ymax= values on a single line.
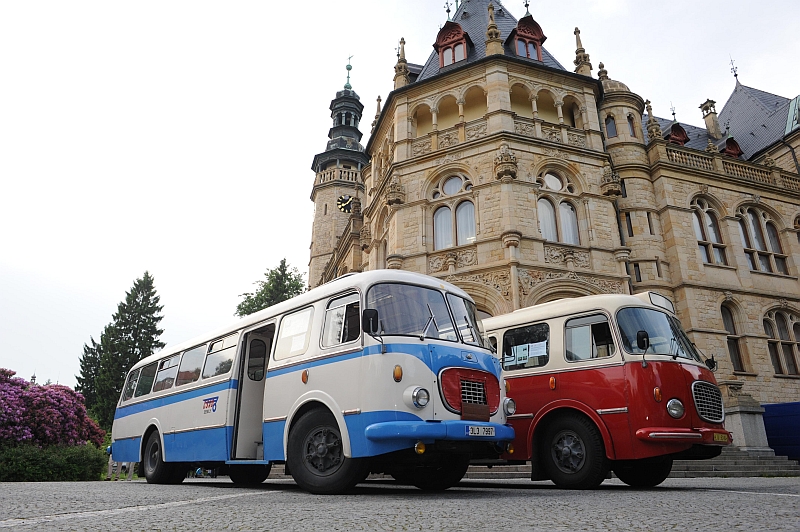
xmin=692 ymin=199 xmax=726 ymax=265
xmin=431 ymin=174 xmax=475 ymax=251
xmin=559 ymin=202 xmax=580 ymax=245
xmin=605 ymin=115 xmax=617 ymax=138
xmin=627 ymin=115 xmax=636 ymax=137
xmin=538 ymin=198 xmax=557 ymax=241
xmin=516 ymin=39 xmax=540 ymax=60
xmin=721 ymin=305 xmax=744 ymax=372
xmin=737 ymin=207 xmax=788 ymax=274
xmin=764 ymin=310 xmax=800 ymax=375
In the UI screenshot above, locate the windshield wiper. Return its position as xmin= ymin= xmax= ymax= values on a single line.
xmin=419 ymin=304 xmax=438 ymax=341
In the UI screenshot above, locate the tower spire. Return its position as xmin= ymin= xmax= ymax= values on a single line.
xmin=393 ymin=37 xmax=410 ymax=90
xmin=573 ymin=27 xmax=593 ymax=76
xmin=344 ymin=56 xmax=353 ymax=90
xmin=485 ymin=2 xmax=503 ymax=55
xmin=524 ymin=0 xmax=530 ymax=16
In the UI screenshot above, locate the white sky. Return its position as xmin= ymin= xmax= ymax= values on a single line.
xmin=1 ymin=0 xmax=798 ymax=388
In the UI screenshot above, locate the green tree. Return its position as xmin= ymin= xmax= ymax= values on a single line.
xmin=236 ymin=259 xmax=305 ymax=317
xmin=93 ymin=272 xmax=165 ymax=429
xmin=75 ymin=337 xmax=102 ymax=412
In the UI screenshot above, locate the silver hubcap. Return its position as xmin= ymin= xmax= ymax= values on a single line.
xmin=551 ymin=430 xmax=586 ymax=474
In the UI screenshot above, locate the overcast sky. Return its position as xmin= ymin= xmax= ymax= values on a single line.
xmin=1 ymin=0 xmax=798 ymax=388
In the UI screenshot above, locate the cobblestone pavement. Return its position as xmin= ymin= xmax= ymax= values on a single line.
xmin=0 ymin=477 xmax=798 ymax=531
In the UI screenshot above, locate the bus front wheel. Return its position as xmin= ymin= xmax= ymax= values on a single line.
xmin=540 ymin=414 xmax=608 ymax=490
xmin=404 ymin=455 xmax=470 ymax=491
xmin=613 ymin=458 xmax=673 ymax=488
xmin=287 ymin=410 xmax=369 ymax=494
xmin=229 ymin=464 xmax=272 ymax=485
xmin=143 ymin=431 xmax=180 ymax=484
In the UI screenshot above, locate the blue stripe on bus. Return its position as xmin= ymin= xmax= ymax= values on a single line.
xmin=262 ymin=419 xmax=287 ymax=461
xmin=167 ymin=426 xmax=232 ymax=462
xmin=113 ymin=380 xmax=238 ymax=420
xmin=111 ymin=437 xmax=141 ymax=463
xmin=345 ymin=410 xmax=423 ymax=457
xmin=266 ymin=343 xmax=500 ymax=380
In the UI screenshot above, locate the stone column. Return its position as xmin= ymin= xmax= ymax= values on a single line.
xmin=718 ymin=381 xmax=775 ymax=456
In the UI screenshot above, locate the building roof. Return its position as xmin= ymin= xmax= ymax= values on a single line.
xmin=414 ymin=0 xmax=565 ymax=83
xmin=641 ymin=82 xmax=793 ymax=160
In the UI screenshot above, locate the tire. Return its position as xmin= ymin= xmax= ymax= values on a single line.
xmin=614 ymin=458 xmax=673 ymax=488
xmin=540 ymin=414 xmax=608 ymax=490
xmin=143 ymin=431 xmax=176 ymax=484
xmin=287 ymin=410 xmax=370 ymax=494
xmin=229 ymin=464 xmax=272 ymax=485
xmin=405 ymin=455 xmax=470 ymax=491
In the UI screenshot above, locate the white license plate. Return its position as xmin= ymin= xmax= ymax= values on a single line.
xmin=467 ymin=425 xmax=495 ymax=437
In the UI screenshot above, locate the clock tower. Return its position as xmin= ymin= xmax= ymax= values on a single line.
xmin=309 ymin=62 xmax=369 ymax=288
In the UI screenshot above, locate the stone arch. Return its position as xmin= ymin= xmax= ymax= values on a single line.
xmin=522 ymin=278 xmax=604 ymax=307
xmin=462 ymin=85 xmax=488 ymax=122
xmin=424 ymin=163 xmax=474 ymax=197
xmin=446 ymin=278 xmax=513 ymax=317
xmin=562 ymin=94 xmax=584 ymax=128
xmin=733 ymin=200 xmax=787 ymax=230
xmin=436 ymin=94 xmax=460 ymax=130
xmin=510 ymin=82 xmax=533 ymax=118
xmin=534 ymin=88 xmax=559 ymax=124
xmin=688 ymin=192 xmax=728 ymax=218
xmin=532 ymin=158 xmax=586 ymax=195
xmin=717 ymin=293 xmax=747 ymax=334
xmin=411 ymin=103 xmax=434 ymax=138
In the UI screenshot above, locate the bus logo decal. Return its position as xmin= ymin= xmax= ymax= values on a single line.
xmin=202 ymin=396 xmax=219 ymax=414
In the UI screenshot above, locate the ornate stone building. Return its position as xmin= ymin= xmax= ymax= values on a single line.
xmin=309 ymin=0 xmax=800 ymax=450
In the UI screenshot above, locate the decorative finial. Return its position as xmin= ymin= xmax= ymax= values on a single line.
xmin=444 ymin=0 xmax=452 ymax=20
xmin=524 ymin=0 xmax=530 ymax=16
xmin=597 ymin=62 xmax=608 ymax=80
xmin=399 ymin=37 xmax=406 ymax=61
xmin=730 ymin=56 xmax=738 ymax=80
xmin=574 ymin=27 xmax=583 ymax=50
xmin=724 ymin=120 xmax=731 ymax=136
xmin=344 ymin=56 xmax=353 ymax=90
xmin=670 ymin=102 xmax=676 ymax=122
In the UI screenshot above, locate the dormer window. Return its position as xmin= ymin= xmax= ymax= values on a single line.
xmin=435 ymin=21 xmax=471 ymax=69
xmin=515 ymin=39 xmax=540 ymax=60
xmin=506 ymin=14 xmax=546 ymax=62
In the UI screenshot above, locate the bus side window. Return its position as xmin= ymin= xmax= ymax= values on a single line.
xmin=322 ymin=293 xmax=360 ymax=347
xmin=203 ymin=333 xmax=238 ymax=378
xmin=275 ymin=307 xmax=314 ymax=360
xmin=153 ymin=355 xmax=181 ymax=392
xmin=502 ymin=323 xmax=550 ymax=371
xmin=565 ymin=314 xmax=616 ymax=362
xmin=248 ymin=339 xmax=267 ymax=381
xmin=176 ymin=345 xmax=205 ymax=386
xmin=488 ymin=335 xmax=498 ymax=354
xmin=134 ymin=362 xmax=158 ymax=398
xmin=122 ymin=369 xmax=141 ymax=401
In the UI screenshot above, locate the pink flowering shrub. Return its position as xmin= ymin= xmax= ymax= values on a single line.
xmin=0 ymin=369 xmax=105 ymax=448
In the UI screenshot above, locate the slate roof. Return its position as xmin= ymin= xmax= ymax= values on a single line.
xmin=640 ymin=83 xmax=793 ymax=160
xmin=414 ymin=0 xmax=565 ymax=83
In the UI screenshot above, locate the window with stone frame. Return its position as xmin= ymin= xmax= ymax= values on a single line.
xmin=721 ymin=305 xmax=745 ymax=372
xmin=737 ymin=207 xmax=788 ymax=275
xmin=763 ymin=310 xmax=800 ymax=375
xmin=692 ymin=198 xmax=727 ymax=265
xmin=431 ymin=175 xmax=475 ymax=250
xmin=515 ymin=38 xmax=540 ymax=60
xmin=605 ymin=115 xmax=617 ymax=138
xmin=794 ymin=216 xmax=800 ymax=245
xmin=536 ymin=171 xmax=580 ymax=246
xmin=627 ymin=115 xmax=637 ymax=138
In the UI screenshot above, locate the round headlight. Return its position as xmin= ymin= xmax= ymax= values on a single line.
xmin=503 ymin=397 xmax=517 ymax=416
xmin=666 ymin=398 xmax=685 ymax=419
xmin=411 ymin=387 xmax=430 ymax=408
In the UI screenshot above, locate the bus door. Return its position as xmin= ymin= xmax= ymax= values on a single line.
xmin=232 ymin=323 xmax=275 ymax=460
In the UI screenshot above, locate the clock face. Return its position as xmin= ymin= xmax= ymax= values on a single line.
xmin=337 ymin=194 xmax=353 ymax=213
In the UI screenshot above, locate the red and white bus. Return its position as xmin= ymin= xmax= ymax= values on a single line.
xmin=483 ymin=291 xmax=732 ymax=489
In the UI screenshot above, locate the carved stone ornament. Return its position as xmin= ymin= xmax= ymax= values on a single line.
xmin=700 ymin=184 xmax=709 ymax=195
xmin=600 ymin=165 xmax=622 ymax=196
xmin=412 ymin=137 xmax=432 ymax=157
xmin=543 ymin=147 xmax=570 ymax=160
xmin=494 ymin=142 xmax=518 ymax=180
xmin=445 ymin=270 xmax=513 ymax=297
xmin=645 ymin=100 xmax=663 ymax=142
xmin=439 ymin=131 xmax=460 ymax=149
xmin=705 ymin=139 xmax=719 ymax=153
xmin=544 ymin=245 xmax=590 ymax=268
xmin=436 ymin=152 xmax=463 ymax=166
xmin=724 ymin=291 xmax=733 ymax=302
xmin=568 ymin=132 xmax=587 ymax=148
xmin=764 ymin=156 xmax=776 ymax=167
xmin=465 ymin=122 xmax=487 ymax=141
xmin=514 ymin=121 xmax=536 ymax=138
xmin=780 ymin=298 xmax=789 ymax=309
xmin=518 ymin=268 xmax=623 ymax=296
xmin=386 ymin=254 xmax=404 ymax=270
xmin=359 ymin=224 xmax=371 ymax=250
xmin=752 ymin=194 xmax=761 ymax=204
xmin=542 ymin=126 xmax=562 ymax=143
xmin=429 ymin=248 xmax=477 ymax=273
xmin=386 ymin=177 xmax=405 ymax=206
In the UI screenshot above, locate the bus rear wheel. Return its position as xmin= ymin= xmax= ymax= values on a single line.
xmin=540 ymin=414 xmax=608 ymax=490
xmin=614 ymin=458 xmax=673 ymax=488
xmin=143 ymin=431 xmax=180 ymax=484
xmin=287 ymin=410 xmax=370 ymax=494
xmin=229 ymin=464 xmax=272 ymax=485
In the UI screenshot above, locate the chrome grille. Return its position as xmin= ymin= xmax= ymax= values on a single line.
xmin=461 ymin=379 xmax=487 ymax=405
xmin=692 ymin=380 xmax=724 ymax=423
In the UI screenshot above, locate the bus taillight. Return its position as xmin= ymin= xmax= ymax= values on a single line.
xmin=440 ymin=368 xmax=500 ymax=415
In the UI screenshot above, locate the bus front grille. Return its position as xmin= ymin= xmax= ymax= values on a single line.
xmin=460 ymin=379 xmax=487 ymax=405
xmin=692 ymin=380 xmax=725 ymax=424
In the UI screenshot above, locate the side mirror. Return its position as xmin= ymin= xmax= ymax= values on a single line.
xmin=362 ymin=309 xmax=380 ymax=335
xmin=705 ymin=355 xmax=718 ymax=372
xmin=636 ymin=330 xmax=650 ymax=351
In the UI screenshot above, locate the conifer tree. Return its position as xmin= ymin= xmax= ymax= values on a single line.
xmin=93 ymin=272 xmax=165 ymax=429
xmin=235 ymin=259 xmax=305 ymax=317
xmin=74 ymin=337 xmax=102 ymax=412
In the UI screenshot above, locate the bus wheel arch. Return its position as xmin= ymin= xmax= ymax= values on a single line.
xmin=529 ymin=402 xmax=616 ymax=461
xmin=284 ymin=393 xmax=353 ymax=459
xmin=531 ymin=407 xmax=611 ymax=489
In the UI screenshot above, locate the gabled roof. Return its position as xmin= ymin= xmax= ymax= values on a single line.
xmin=414 ymin=0 xmax=565 ymax=83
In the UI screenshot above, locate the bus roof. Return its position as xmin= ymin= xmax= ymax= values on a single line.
xmin=127 ymin=270 xmax=473 ymax=372
xmin=482 ymin=291 xmax=670 ymax=333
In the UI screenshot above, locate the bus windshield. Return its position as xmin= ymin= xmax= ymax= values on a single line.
xmin=366 ymin=283 xmax=475 ymax=344
xmin=616 ymin=307 xmax=701 ymax=362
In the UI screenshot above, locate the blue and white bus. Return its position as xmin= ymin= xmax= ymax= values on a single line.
xmin=111 ymin=270 xmax=515 ymax=493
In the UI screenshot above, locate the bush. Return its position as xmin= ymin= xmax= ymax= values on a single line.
xmin=0 ymin=443 xmax=107 ymax=482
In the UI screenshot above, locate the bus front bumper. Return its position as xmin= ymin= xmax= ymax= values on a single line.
xmin=364 ymin=420 xmax=514 ymax=443
xmin=635 ymin=427 xmax=732 ymax=446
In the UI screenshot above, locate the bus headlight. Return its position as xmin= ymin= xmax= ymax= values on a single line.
xmin=411 ymin=387 xmax=430 ymax=408
xmin=503 ymin=397 xmax=517 ymax=416
xmin=666 ymin=398 xmax=685 ymax=419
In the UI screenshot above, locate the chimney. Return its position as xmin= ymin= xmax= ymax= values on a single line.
xmin=700 ymin=99 xmax=722 ymax=140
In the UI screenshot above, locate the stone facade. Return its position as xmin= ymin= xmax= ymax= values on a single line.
xmin=309 ymin=2 xmax=800 ymax=413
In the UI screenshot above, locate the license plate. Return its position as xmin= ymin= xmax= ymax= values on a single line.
xmin=467 ymin=425 xmax=495 ymax=437
xmin=713 ymin=433 xmax=729 ymax=443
